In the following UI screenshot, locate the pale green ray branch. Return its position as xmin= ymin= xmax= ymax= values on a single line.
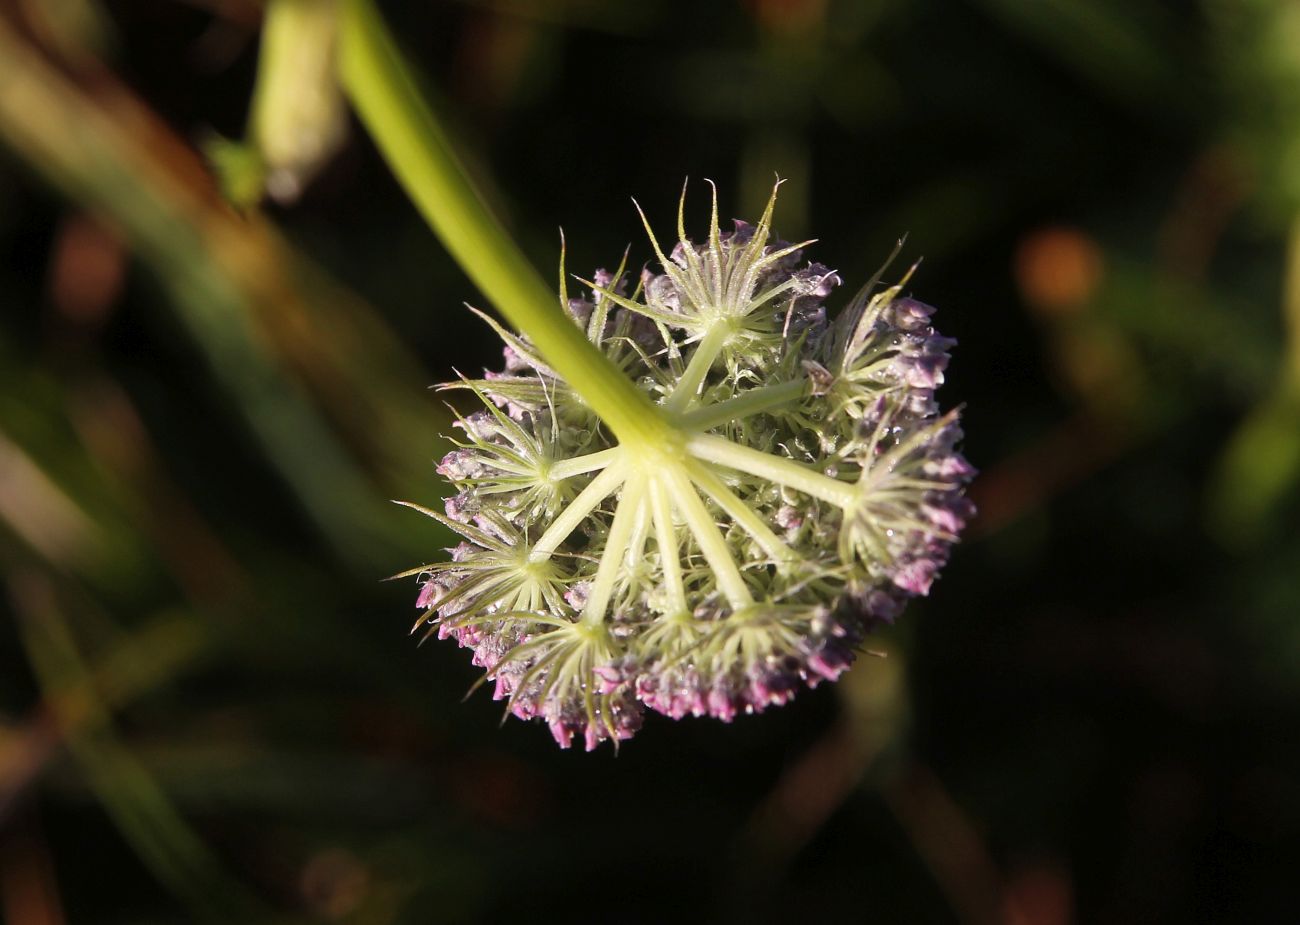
xmin=648 ymin=476 xmax=688 ymax=616
xmin=676 ymin=379 xmax=807 ymax=431
xmin=548 ymin=446 xmax=621 ymax=480
xmin=531 ymin=460 xmax=627 ymax=559
xmin=663 ymin=469 xmax=754 ymax=611
xmin=664 ymin=322 xmax=733 ymax=413
xmin=685 ymin=433 xmax=857 ymax=508
xmin=582 ymin=473 xmax=647 ymax=626
xmin=684 ymin=459 xmax=797 ymax=565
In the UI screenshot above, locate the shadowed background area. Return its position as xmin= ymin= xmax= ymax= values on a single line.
xmin=1 ymin=0 xmax=1298 ymax=922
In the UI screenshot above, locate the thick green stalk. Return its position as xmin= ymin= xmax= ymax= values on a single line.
xmin=338 ymin=0 xmax=666 ymax=448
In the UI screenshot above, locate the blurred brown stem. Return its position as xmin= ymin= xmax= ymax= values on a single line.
xmin=0 ymin=810 xmax=66 ymax=925
xmin=882 ymin=762 xmax=1029 ymax=925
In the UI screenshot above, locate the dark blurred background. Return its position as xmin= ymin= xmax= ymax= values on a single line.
xmin=2 ymin=0 xmax=1298 ymax=922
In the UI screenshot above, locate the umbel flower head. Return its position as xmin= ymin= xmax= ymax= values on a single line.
xmin=403 ymin=183 xmax=974 ymax=750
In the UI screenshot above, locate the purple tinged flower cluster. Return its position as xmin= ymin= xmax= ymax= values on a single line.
xmin=634 ymin=614 xmax=862 ymax=722
xmin=409 ymin=187 xmax=974 ymax=749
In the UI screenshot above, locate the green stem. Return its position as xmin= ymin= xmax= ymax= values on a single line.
xmin=548 ymin=446 xmax=619 ymax=480
xmin=623 ymin=485 xmax=653 ymax=586
xmin=664 ymin=322 xmax=731 ymax=413
xmin=686 ymin=433 xmax=856 ymax=507
xmin=664 ymin=469 xmax=753 ymax=610
xmin=677 ymin=378 xmax=806 ymax=431
xmin=648 ymin=476 xmax=688 ymax=615
xmin=530 ymin=460 xmax=626 ymax=559
xmin=685 ymin=459 xmax=796 ymax=564
xmin=582 ymin=473 xmax=647 ymax=625
xmin=338 ymin=0 xmax=666 ymax=448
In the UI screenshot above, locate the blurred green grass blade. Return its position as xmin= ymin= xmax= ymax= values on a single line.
xmin=0 ymin=340 xmax=172 ymax=590
xmin=19 ymin=0 xmax=117 ymax=61
xmin=1209 ymin=216 xmax=1300 ymax=542
xmin=88 ymin=609 xmax=215 ymax=707
xmin=1209 ymin=0 xmax=1300 ymax=221
xmin=1098 ymin=262 xmax=1278 ymax=394
xmin=106 ymin=743 xmax=429 ymax=820
xmin=9 ymin=572 xmax=267 ymax=923
xmin=1209 ymin=388 xmax=1300 ymax=542
xmin=0 ymin=20 xmax=421 ymax=571
xmin=973 ymin=0 xmax=1187 ymax=113
xmin=0 ymin=426 xmax=107 ymax=575
xmin=1 ymin=607 xmax=216 ymax=818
